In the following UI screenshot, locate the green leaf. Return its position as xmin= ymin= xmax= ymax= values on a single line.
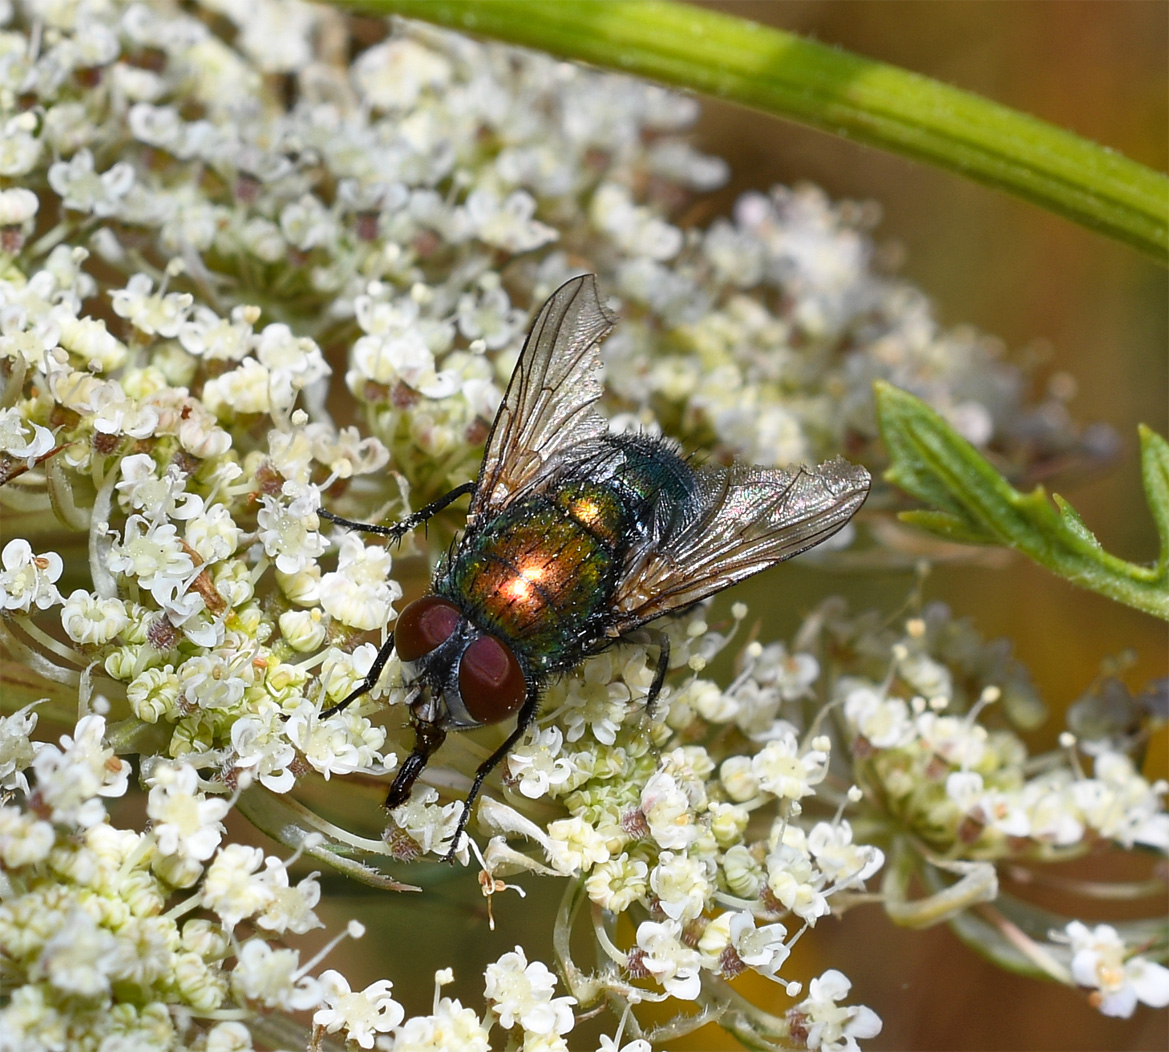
xmin=336 ymin=0 xmax=1169 ymax=262
xmin=1052 ymin=494 xmax=1103 ymax=551
xmin=875 ymin=381 xmax=1169 ymax=620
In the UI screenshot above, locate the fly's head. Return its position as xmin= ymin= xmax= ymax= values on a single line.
xmin=394 ymin=595 xmax=528 ymax=729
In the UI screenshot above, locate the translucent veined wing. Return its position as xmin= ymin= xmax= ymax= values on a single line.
xmin=611 ymin=457 xmax=870 ymax=630
xmin=468 ymin=275 xmax=617 ymax=524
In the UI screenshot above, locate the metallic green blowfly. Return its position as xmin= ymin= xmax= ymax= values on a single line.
xmin=319 ymin=275 xmax=871 ymax=859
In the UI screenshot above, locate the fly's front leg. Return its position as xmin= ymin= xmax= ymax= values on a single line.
xmin=441 ymin=686 xmax=541 ymax=863
xmin=315 ymin=484 xmax=473 ymax=716
xmin=385 ymin=712 xmax=448 ymax=809
xmin=318 ymin=481 xmax=475 ymax=543
xmin=319 ymin=632 xmax=397 ymax=719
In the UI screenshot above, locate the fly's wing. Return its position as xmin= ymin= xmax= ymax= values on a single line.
xmin=468 ymin=275 xmax=617 ymax=524
xmin=612 ymin=456 xmax=870 ymax=630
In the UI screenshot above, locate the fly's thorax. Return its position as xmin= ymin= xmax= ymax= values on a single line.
xmin=588 ymin=432 xmax=700 ymax=542
xmin=445 ymin=497 xmax=624 ymax=662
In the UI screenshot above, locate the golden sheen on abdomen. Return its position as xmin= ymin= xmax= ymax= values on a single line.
xmin=445 ymin=491 xmax=626 ymax=659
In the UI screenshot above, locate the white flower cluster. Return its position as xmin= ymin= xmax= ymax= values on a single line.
xmin=1059 ymin=921 xmax=1169 ymax=1019
xmin=831 ymin=608 xmax=1169 ymax=860
xmin=0 ymin=709 xmax=375 ymax=1051
xmin=324 ymin=955 xmax=576 ymax=1052
xmin=452 ymin=616 xmax=888 ymax=1037
xmin=0 ymin=539 xmax=63 ymax=613
xmin=787 ymin=969 xmax=883 ymax=1052
xmin=0 ymin=0 xmax=1158 ymax=1047
xmin=462 ymin=599 xmax=1163 ymax=1037
xmin=2 ymin=700 xmax=602 ymax=1052
xmin=0 ymin=0 xmax=1088 ymax=510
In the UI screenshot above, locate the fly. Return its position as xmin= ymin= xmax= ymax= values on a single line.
xmin=318 ymin=275 xmax=870 ymax=860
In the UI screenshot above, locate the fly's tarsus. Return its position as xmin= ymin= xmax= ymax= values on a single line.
xmin=318 ymin=631 xmax=398 ymax=720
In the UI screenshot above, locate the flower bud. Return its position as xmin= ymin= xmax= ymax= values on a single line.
xmin=279 ymin=609 xmax=326 ymax=652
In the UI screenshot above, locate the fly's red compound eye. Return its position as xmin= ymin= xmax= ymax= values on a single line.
xmin=459 ymin=634 xmax=526 ymax=724
xmin=394 ymin=596 xmax=461 ymax=661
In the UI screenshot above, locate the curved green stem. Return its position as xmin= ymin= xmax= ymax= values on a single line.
xmin=336 ymin=0 xmax=1169 ymax=263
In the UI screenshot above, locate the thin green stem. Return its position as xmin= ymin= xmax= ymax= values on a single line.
xmin=333 ymin=0 xmax=1169 ymax=263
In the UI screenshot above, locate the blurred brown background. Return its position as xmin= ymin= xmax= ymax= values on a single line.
xmin=307 ymin=4 xmax=1168 ymax=1050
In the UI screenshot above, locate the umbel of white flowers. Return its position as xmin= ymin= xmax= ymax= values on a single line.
xmin=0 ymin=1 xmax=1165 ymax=1050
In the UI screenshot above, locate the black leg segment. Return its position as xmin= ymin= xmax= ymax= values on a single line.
xmin=385 ymin=715 xmax=448 ymax=809
xmin=319 ymin=631 xmax=397 ymax=719
xmin=441 ymin=685 xmax=542 ymax=862
xmin=318 ymin=481 xmax=475 ymax=542
xmin=643 ymin=628 xmax=671 ymax=719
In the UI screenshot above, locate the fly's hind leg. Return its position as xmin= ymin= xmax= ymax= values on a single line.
xmin=318 ymin=480 xmax=475 ymax=544
xmin=621 ymin=627 xmax=671 ymax=720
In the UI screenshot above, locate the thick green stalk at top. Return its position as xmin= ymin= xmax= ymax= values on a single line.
xmin=333 ymin=0 xmax=1169 ymax=264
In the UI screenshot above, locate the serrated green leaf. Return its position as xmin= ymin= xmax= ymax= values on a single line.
xmin=876 ymin=381 xmax=1169 ymax=619
xmin=1053 ymin=494 xmax=1104 ymax=551
xmin=874 ymin=382 xmax=974 ymax=517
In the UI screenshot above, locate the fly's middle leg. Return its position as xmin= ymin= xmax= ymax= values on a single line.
xmin=318 ymin=480 xmax=475 ymax=543
xmin=644 ymin=629 xmax=671 ymax=718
